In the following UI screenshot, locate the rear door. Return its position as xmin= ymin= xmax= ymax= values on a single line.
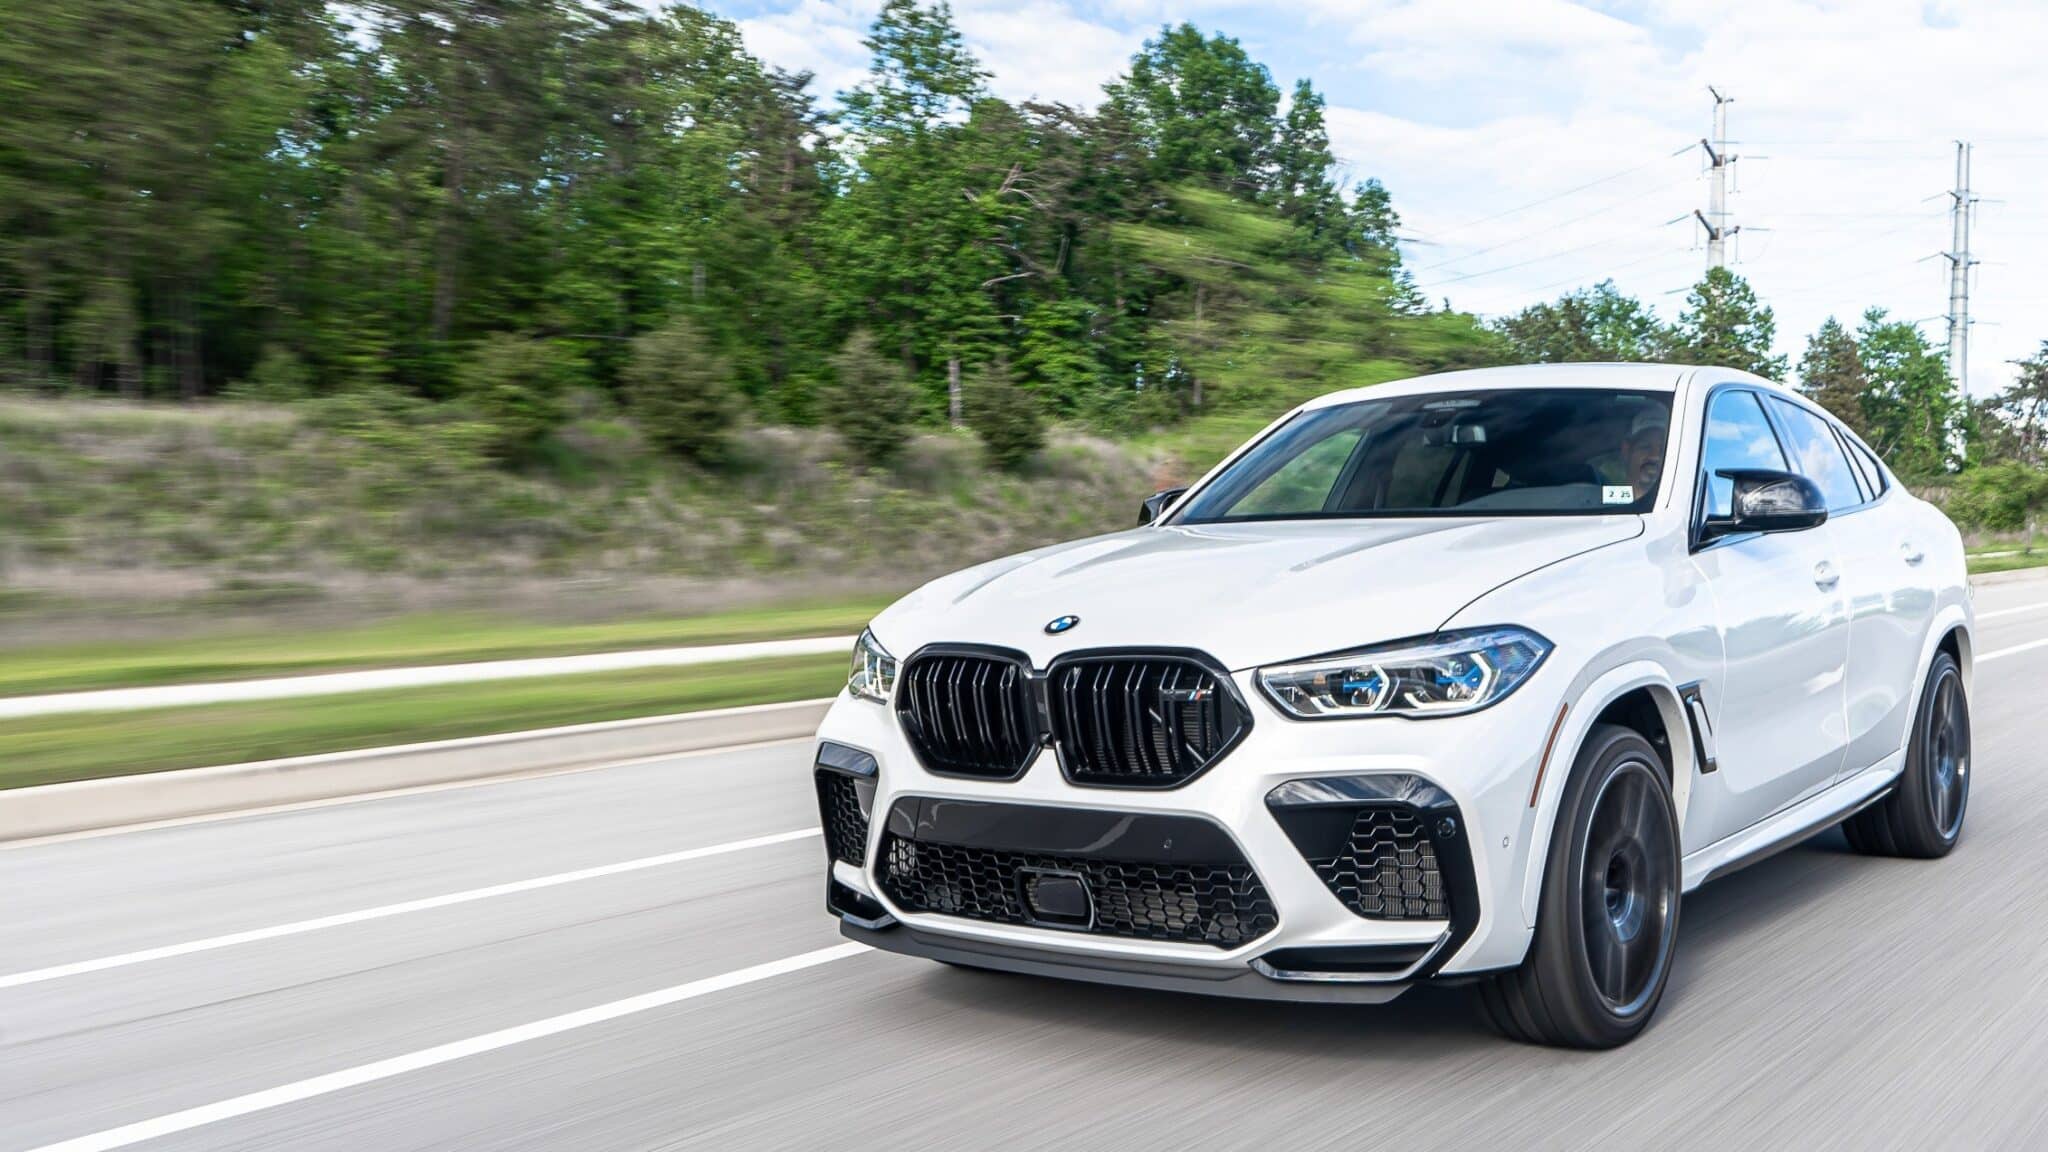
xmin=1688 ymin=387 xmax=1852 ymax=843
xmin=1763 ymin=396 xmax=1932 ymax=778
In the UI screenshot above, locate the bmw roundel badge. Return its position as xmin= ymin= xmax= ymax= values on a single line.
xmin=1045 ymin=615 xmax=1081 ymax=635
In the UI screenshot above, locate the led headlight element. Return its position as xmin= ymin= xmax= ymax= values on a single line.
xmin=847 ymin=628 xmax=898 ymax=704
xmin=1257 ymin=626 xmax=1551 ymax=719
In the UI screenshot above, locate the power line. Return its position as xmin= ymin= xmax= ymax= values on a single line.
xmin=1417 ymin=222 xmax=1677 ymax=289
xmin=1408 ymin=174 xmax=1693 ymax=274
xmin=1407 ymin=147 xmax=1692 ymax=242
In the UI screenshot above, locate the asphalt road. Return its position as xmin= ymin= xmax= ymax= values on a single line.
xmin=7 ymin=582 xmax=2048 ymax=1152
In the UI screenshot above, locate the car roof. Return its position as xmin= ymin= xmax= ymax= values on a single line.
xmin=1300 ymin=363 xmax=1705 ymax=411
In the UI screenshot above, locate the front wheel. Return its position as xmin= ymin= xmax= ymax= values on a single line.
xmin=1479 ymin=724 xmax=1681 ymax=1049
xmin=1843 ymin=650 xmax=1969 ymax=858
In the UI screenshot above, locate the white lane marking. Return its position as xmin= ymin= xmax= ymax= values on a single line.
xmin=1980 ymin=637 xmax=2048 ymax=664
xmin=0 ymin=828 xmax=820 ymax=990
xmin=21 ymin=942 xmax=869 ymax=1152
xmin=1976 ymin=600 xmax=2048 ymax=622
xmin=0 ymin=635 xmax=855 ymax=719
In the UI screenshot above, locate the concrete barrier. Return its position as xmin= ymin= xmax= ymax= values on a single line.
xmin=0 ymin=698 xmax=834 ymax=843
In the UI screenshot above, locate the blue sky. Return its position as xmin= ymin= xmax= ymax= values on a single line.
xmin=712 ymin=0 xmax=2048 ymax=395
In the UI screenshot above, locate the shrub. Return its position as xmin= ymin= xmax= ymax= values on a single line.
xmin=822 ymin=329 xmax=918 ymax=467
xmin=1947 ymin=463 xmax=2048 ymax=533
xmin=965 ymin=357 xmax=1047 ymax=472
xmin=452 ymin=334 xmax=581 ymax=461
xmin=621 ymin=316 xmax=742 ymax=466
xmin=231 ymin=346 xmax=314 ymax=401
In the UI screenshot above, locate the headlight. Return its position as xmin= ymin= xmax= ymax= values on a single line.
xmin=1256 ymin=626 xmax=1551 ymax=719
xmin=847 ymin=628 xmax=898 ymax=704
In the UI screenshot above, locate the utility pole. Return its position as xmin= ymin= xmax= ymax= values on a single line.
xmin=1694 ymin=87 xmax=1739 ymax=268
xmin=1943 ymin=140 xmax=1977 ymax=398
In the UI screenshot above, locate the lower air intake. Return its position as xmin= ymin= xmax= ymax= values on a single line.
xmin=816 ymin=771 xmax=869 ymax=868
xmin=1306 ymin=807 xmax=1450 ymax=920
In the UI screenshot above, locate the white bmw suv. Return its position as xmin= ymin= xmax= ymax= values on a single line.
xmin=812 ymin=363 xmax=1972 ymax=1047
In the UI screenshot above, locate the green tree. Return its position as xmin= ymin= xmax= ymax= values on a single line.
xmin=823 ymin=330 xmax=920 ymax=467
xmin=1269 ymin=80 xmax=1345 ymax=251
xmin=621 ymin=316 xmax=742 ymax=466
xmin=1494 ymin=281 xmax=1670 ymax=363
xmin=1856 ymin=308 xmax=1956 ymax=477
xmin=1979 ymin=341 xmax=2048 ymax=467
xmin=1107 ymin=24 xmax=1281 ymax=196
xmin=1671 ymin=267 xmax=1787 ymax=378
xmin=1796 ymin=317 xmax=1871 ymax=439
xmin=965 ymin=357 xmax=1046 ymax=471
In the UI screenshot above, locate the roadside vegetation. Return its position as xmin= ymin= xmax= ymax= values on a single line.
xmin=0 ymin=654 xmax=848 ymax=791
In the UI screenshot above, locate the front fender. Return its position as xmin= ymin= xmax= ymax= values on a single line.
xmin=1514 ymin=661 xmax=1698 ymax=933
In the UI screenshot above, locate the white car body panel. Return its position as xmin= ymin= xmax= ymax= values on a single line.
xmin=813 ymin=362 xmax=1973 ymax=989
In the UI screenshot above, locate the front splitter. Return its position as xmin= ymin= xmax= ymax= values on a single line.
xmin=841 ymin=919 xmax=1416 ymax=1005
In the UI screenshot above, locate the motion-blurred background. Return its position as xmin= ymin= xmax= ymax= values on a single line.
xmin=1 ymin=0 xmax=2042 ymax=789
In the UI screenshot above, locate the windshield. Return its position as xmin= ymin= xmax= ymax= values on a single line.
xmin=1173 ymin=388 xmax=1673 ymax=523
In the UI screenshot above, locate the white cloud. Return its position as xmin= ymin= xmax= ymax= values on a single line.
xmin=1315 ymin=0 xmax=2048 ymax=395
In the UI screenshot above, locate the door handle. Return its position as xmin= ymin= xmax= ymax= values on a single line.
xmin=1901 ymin=541 xmax=1925 ymax=565
xmin=1814 ymin=561 xmax=1840 ymax=590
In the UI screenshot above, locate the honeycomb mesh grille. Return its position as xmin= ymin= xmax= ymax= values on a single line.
xmin=815 ymin=772 xmax=868 ymax=867
xmin=1049 ymin=656 xmax=1246 ymax=787
xmin=895 ymin=652 xmax=1037 ymax=779
xmin=1307 ymin=808 xmax=1449 ymax=920
xmin=877 ymin=834 xmax=1277 ymax=948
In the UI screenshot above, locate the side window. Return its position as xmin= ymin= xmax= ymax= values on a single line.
xmin=1843 ymin=433 xmax=1888 ymax=499
xmin=1699 ymin=390 xmax=1788 ymax=519
xmin=1766 ymin=396 xmax=1864 ymax=512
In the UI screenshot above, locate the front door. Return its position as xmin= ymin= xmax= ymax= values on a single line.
xmin=1686 ymin=388 xmax=1851 ymax=844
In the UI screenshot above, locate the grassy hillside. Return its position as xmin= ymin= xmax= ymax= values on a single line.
xmin=0 ymin=396 xmax=1188 ymax=623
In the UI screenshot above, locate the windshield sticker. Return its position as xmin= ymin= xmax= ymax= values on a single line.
xmin=1603 ymin=485 xmax=1636 ymax=505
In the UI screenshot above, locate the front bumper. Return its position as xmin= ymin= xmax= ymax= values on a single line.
xmin=813 ymin=665 xmax=1555 ymax=996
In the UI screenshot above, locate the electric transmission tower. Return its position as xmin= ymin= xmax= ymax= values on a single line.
xmin=1694 ymin=87 xmax=1739 ymax=268
xmin=1943 ymin=141 xmax=1978 ymax=398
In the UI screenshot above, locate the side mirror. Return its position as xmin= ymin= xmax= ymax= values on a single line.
xmin=1701 ymin=469 xmax=1827 ymax=540
xmin=1139 ymin=487 xmax=1188 ymax=526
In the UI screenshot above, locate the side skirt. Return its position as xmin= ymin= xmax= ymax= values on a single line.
xmin=1681 ymin=755 xmax=1902 ymax=892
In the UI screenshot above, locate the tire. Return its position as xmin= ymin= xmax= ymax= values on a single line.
xmin=1842 ymin=650 xmax=1969 ymax=859
xmin=1480 ymin=724 xmax=1681 ymax=1049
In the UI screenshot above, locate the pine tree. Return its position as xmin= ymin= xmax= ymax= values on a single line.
xmin=1796 ymin=317 xmax=1871 ymax=438
xmin=965 ymin=357 xmax=1046 ymax=471
xmin=1672 ymin=268 xmax=1788 ymax=379
xmin=823 ymin=330 xmax=920 ymax=467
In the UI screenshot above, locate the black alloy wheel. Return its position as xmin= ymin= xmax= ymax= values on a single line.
xmin=1479 ymin=724 xmax=1681 ymax=1048
xmin=1579 ymin=757 xmax=1679 ymax=1017
xmin=1844 ymin=650 xmax=1970 ymax=858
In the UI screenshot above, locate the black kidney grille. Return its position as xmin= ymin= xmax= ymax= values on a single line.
xmin=815 ymin=771 xmax=869 ymax=867
xmin=895 ymin=652 xmax=1038 ymax=779
xmin=1050 ymin=656 xmax=1247 ymax=787
xmin=877 ymin=834 xmax=1277 ymax=947
xmin=1308 ymin=808 xmax=1449 ymax=920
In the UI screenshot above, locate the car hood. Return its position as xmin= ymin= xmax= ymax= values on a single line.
xmin=869 ymin=516 xmax=1644 ymax=671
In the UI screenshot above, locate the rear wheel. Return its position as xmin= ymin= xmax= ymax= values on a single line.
xmin=1843 ymin=650 xmax=1968 ymax=859
xmin=1480 ymin=724 xmax=1680 ymax=1048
